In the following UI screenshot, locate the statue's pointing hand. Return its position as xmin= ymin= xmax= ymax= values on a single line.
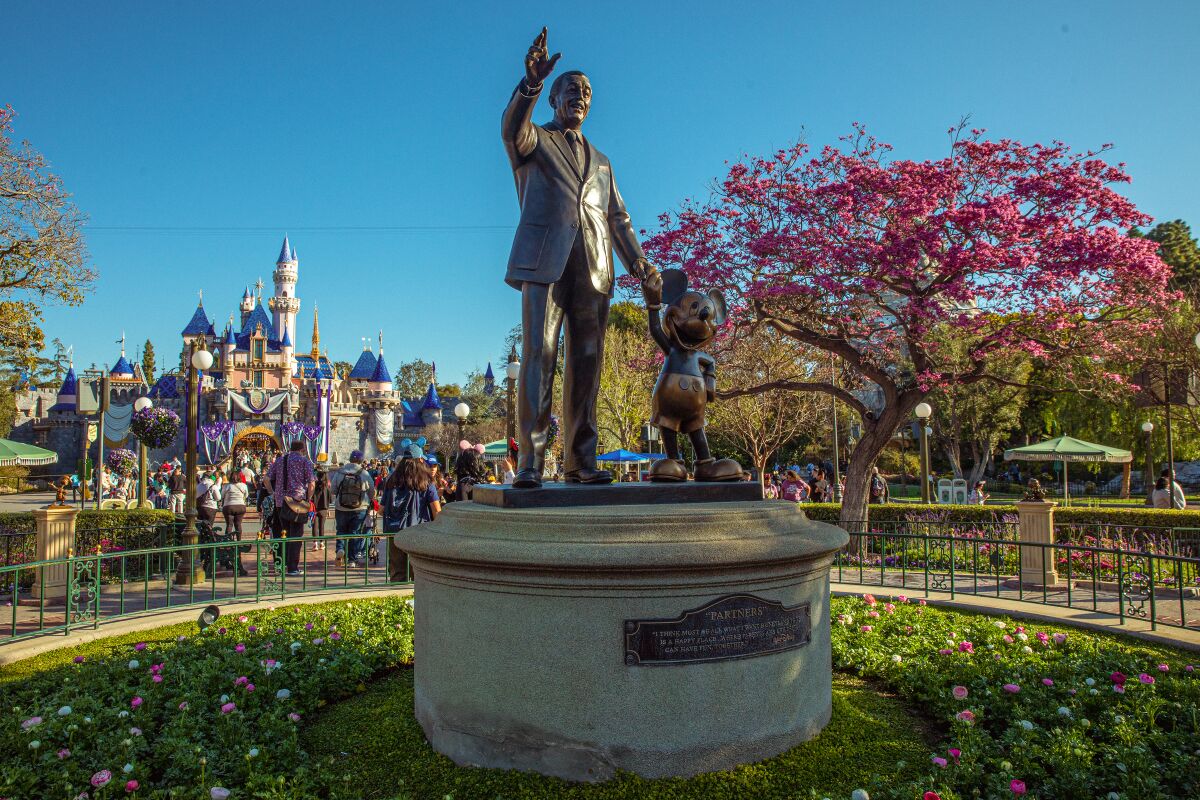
xmin=525 ymin=27 xmax=561 ymax=87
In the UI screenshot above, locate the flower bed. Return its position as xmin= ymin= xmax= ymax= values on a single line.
xmin=2 ymin=595 xmax=1197 ymax=799
xmin=1 ymin=597 xmax=413 ymax=798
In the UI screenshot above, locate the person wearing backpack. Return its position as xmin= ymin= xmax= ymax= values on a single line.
xmin=262 ymin=441 xmax=315 ymax=576
xmin=869 ymin=466 xmax=890 ymax=504
xmin=382 ymin=447 xmax=442 ymax=583
xmin=330 ymin=450 xmax=376 ymax=568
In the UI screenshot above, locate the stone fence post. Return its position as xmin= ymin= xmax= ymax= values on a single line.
xmin=32 ymin=505 xmax=79 ymax=603
xmin=1015 ymin=500 xmax=1059 ymax=587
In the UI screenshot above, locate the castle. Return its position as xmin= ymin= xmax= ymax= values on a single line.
xmin=11 ymin=236 xmax=457 ymax=469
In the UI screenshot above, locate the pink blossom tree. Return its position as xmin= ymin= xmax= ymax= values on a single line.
xmin=642 ymin=124 xmax=1174 ymax=524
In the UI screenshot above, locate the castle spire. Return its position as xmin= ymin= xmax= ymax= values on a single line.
xmin=310 ymin=304 xmax=320 ymax=360
xmin=277 ymin=234 xmax=293 ymax=265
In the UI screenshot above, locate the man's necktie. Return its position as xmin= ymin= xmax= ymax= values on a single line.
xmin=564 ymin=130 xmax=584 ymax=170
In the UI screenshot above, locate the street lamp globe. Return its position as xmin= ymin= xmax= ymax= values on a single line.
xmin=133 ymin=397 xmax=153 ymax=412
xmin=914 ymin=402 xmax=932 ymax=419
xmin=191 ymin=349 xmax=214 ymax=371
xmin=1142 ymin=421 xmax=1155 ymax=433
xmin=454 ymin=402 xmax=470 ymax=421
xmin=1193 ymin=331 xmax=1200 ymax=351
xmin=506 ymin=358 xmax=521 ymax=381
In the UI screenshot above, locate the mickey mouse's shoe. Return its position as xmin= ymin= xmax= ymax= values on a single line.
xmin=649 ymin=458 xmax=688 ymax=482
xmin=694 ymin=457 xmax=743 ymax=482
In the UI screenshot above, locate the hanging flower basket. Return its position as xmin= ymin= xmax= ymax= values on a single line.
xmin=130 ymin=407 xmax=182 ymax=450
xmin=106 ymin=448 xmax=137 ymax=477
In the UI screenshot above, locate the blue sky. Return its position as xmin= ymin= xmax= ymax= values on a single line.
xmin=3 ymin=1 xmax=1196 ymax=387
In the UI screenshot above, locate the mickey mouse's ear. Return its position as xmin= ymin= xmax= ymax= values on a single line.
xmin=661 ymin=269 xmax=689 ymax=307
xmin=400 ymin=438 xmax=412 ymax=448
xmin=416 ymin=437 xmax=427 ymax=447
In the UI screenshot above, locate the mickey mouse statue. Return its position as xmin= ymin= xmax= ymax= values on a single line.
xmin=643 ymin=268 xmax=743 ymax=482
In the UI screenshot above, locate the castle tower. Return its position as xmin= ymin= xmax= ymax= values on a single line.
xmin=268 ymin=235 xmax=301 ymax=348
xmin=369 ymin=331 xmax=392 ymax=391
xmin=280 ymin=327 xmax=294 ymax=374
xmin=222 ymin=317 xmax=237 ymax=369
xmin=110 ymin=332 xmax=134 ymax=379
xmin=240 ymin=286 xmax=254 ymax=327
xmin=310 ymin=304 xmax=321 ymax=360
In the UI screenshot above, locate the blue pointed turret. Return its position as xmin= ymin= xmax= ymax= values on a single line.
xmin=243 ymin=286 xmax=252 ymax=301
xmin=421 ymin=381 xmax=442 ymax=410
xmin=224 ymin=325 xmax=236 ymax=347
xmin=181 ymin=303 xmax=212 ymax=336
xmin=348 ymin=346 xmax=377 ymax=380
xmin=370 ymin=351 xmax=392 ymax=385
xmin=277 ymin=234 xmax=293 ymax=264
xmin=281 ymin=328 xmax=292 ymax=348
xmin=484 ymin=362 xmax=496 ymax=395
xmin=58 ymin=365 xmax=78 ymax=397
xmin=111 ymin=355 xmax=134 ymax=377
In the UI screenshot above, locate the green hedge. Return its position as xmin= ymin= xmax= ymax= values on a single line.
xmin=799 ymin=502 xmax=1200 ymax=529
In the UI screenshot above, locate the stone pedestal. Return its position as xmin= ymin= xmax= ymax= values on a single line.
xmin=1016 ymin=500 xmax=1060 ymax=587
xmin=398 ymin=499 xmax=848 ymax=782
xmin=32 ymin=505 xmax=79 ymax=603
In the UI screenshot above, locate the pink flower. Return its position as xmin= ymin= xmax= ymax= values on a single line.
xmin=1111 ymin=671 xmax=1127 ymax=685
xmin=235 ymin=676 xmax=248 ymax=686
xmin=220 ymin=702 xmax=236 ymax=714
xmin=57 ymin=748 xmax=71 ymax=759
xmin=1158 ymin=663 xmax=1169 ymax=673
xmin=134 ymin=642 xmax=146 ymax=652
xmin=867 ymin=610 xmax=880 ymax=618
xmin=288 ymin=712 xmax=301 ymax=722
xmin=178 ymin=701 xmax=189 ymax=711
xmin=91 ymin=770 xmax=112 ymax=788
xmin=73 ymin=655 xmax=85 ymax=664
xmin=238 ymin=615 xmax=248 ymax=623
xmin=1138 ymin=673 xmax=1155 ymax=685
xmin=1042 ymin=678 xmax=1054 ymax=686
xmin=1003 ymin=635 xmax=1014 ymax=644
xmin=918 ymin=599 xmax=927 ymax=606
xmin=948 ymin=747 xmax=961 ymax=763
xmin=1114 ymin=684 xmax=1126 ymax=694
xmin=305 ymin=622 xmax=314 ymax=631
xmin=1002 ymin=684 xmax=1021 ymax=694
xmin=1052 ymin=633 xmax=1067 ymax=645
xmin=21 ymin=716 xmax=42 ymax=730
xmin=1186 ymin=664 xmax=1195 ymax=672
xmin=217 ymin=627 xmax=227 ymax=635
xmin=955 ymin=710 xmax=975 ymax=723
xmin=952 ymin=685 xmax=969 ymax=700
xmin=1015 ymin=626 xmax=1025 ymax=633
xmin=924 ymin=793 xmax=942 ymax=800
xmin=1035 ymin=632 xmax=1049 ymax=644
xmin=860 ymin=625 xmax=873 ymax=633
xmin=884 ymin=603 xmax=896 ymax=613
xmin=958 ymin=641 xmax=974 ymax=654
xmin=931 ymin=756 xmax=947 ymax=768
xmin=1010 ymin=779 xmax=1026 ymax=795
xmin=235 ymin=644 xmax=245 ymax=653
xmin=152 ymin=675 xmax=163 ymax=684
xmin=897 ymin=594 xmax=908 ymax=603
xmin=248 ymin=625 xmax=257 ymax=633
xmin=125 ymin=780 xmax=139 ymax=793
xmin=246 ymin=684 xmax=255 ymax=693
xmin=330 ymin=631 xmax=341 ymax=640
xmin=938 ymin=648 xmax=953 ymax=655
xmin=130 ymin=696 xmax=143 ymax=709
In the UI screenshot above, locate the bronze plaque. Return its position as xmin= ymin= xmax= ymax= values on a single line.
xmin=624 ymin=594 xmax=810 ymax=666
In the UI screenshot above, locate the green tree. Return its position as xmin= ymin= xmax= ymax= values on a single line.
xmin=141 ymin=339 xmax=156 ymax=383
xmin=393 ymin=359 xmax=433 ymax=398
xmin=1133 ymin=220 xmax=1200 ymax=296
xmin=332 ymin=361 xmax=353 ymax=380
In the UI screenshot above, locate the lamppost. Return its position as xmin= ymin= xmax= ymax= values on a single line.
xmin=133 ymin=396 xmax=152 ymax=507
xmin=1141 ymin=420 xmax=1155 ymax=498
xmin=175 ymin=344 xmax=212 ymax=587
xmin=505 ymin=347 xmax=520 ymax=447
xmin=454 ymin=401 xmax=470 ymax=443
xmin=915 ymin=402 xmax=933 ymax=503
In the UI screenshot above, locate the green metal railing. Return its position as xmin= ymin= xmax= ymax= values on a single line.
xmin=0 ymin=532 xmax=412 ymax=643
xmin=835 ymin=522 xmax=1200 ymax=630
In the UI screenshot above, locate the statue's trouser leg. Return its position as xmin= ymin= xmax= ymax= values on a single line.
xmin=661 ymin=428 xmax=680 ymax=459
xmin=517 ymin=282 xmax=565 ymax=476
xmin=560 ymin=255 xmax=609 ymax=475
xmin=688 ymin=429 xmax=712 ymax=462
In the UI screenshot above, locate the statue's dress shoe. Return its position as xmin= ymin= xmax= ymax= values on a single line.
xmin=694 ymin=457 xmax=744 ymax=482
xmin=564 ymin=467 xmax=613 ymax=484
xmin=512 ymin=469 xmax=542 ymax=489
xmin=649 ymin=458 xmax=688 ymax=482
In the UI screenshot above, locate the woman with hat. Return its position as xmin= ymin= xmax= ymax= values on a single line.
xmin=382 ymin=440 xmax=442 ymax=582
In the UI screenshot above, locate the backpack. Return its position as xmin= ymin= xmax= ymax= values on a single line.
xmin=383 ymin=486 xmax=427 ymax=536
xmin=870 ymin=475 xmax=886 ymax=499
xmin=337 ymin=467 xmax=368 ymax=509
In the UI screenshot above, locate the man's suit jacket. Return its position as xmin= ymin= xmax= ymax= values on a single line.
xmin=501 ymin=80 xmax=647 ymax=295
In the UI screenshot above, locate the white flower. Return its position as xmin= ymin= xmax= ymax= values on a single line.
xmin=318 ymin=657 xmax=327 ymax=664
xmin=1113 ymin=715 xmax=1125 ymax=724
xmin=118 ymin=710 xmax=129 ymax=719
xmin=83 ymin=716 xmax=92 ymax=724
xmin=28 ymin=739 xmax=40 ymax=749
xmin=211 ymin=789 xmax=231 ymax=800
xmin=852 ymin=791 xmax=870 ymax=800
xmin=1085 ymin=677 xmax=1096 ymax=686
xmin=290 ymin=641 xmax=301 ymax=651
xmin=123 ymin=763 xmax=134 ymax=773
xmin=220 ymin=694 xmax=229 ymax=703
xmin=404 ymin=598 xmax=414 ymax=609
xmin=276 ymin=689 xmax=291 ymax=700
xmin=128 ymin=659 xmax=140 ymax=669
xmin=1019 ymin=720 xmax=1034 ymax=730
xmin=945 ymin=638 xmax=956 ymax=646
xmin=1057 ymin=706 xmax=1071 ymax=716
xmin=1016 ymin=632 xmax=1028 ymax=641
xmin=1090 ymin=689 xmax=1100 ymax=696
xmin=248 ymin=748 xmax=259 ymax=758
xmin=1022 ymin=646 xmax=1033 ymax=654
xmin=57 ymin=706 xmax=72 ymax=716
xmin=357 ymin=628 xmax=364 ymax=636
xmin=1081 ymin=718 xmax=1091 ymax=728
xmin=1108 ymin=794 xmax=1121 ymax=800
xmin=993 ymin=621 xmax=1006 ymax=628
xmin=891 ymin=654 xmax=902 ymax=663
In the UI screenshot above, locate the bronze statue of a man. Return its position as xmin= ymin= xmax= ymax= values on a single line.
xmin=502 ymin=28 xmax=660 ymax=487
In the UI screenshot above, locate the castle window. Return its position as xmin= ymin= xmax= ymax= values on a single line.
xmin=253 ymin=340 xmax=264 ymax=362
xmin=253 ymin=371 xmax=263 ymax=388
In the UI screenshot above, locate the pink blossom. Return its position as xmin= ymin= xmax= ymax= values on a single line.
xmin=235 ymin=676 xmax=248 ymax=686
xmin=57 ymin=748 xmax=71 ymax=759
xmin=897 ymin=595 xmax=908 ymax=603
xmin=178 ymin=701 xmax=189 ymax=711
xmin=931 ymin=756 xmax=947 ymax=768
xmin=1114 ymin=684 xmax=1126 ymax=694
xmin=1138 ymin=673 xmax=1155 ymax=685
xmin=235 ymin=644 xmax=246 ymax=653
xmin=91 ymin=770 xmax=112 ymax=788
xmin=948 ymin=747 xmax=961 ymax=763
xmin=918 ymin=600 xmax=926 ymax=606
xmin=246 ymin=683 xmax=255 ymax=693
xmin=884 ymin=603 xmax=895 ymax=613
xmin=1003 ymin=634 xmax=1014 ymax=644
xmin=248 ymin=626 xmax=257 ymax=633
xmin=951 ymin=685 xmax=968 ymax=700
xmin=21 ymin=716 xmax=42 ymax=730
xmin=958 ymin=641 xmax=974 ymax=654
xmin=1157 ymin=664 xmax=1169 ymax=673
xmin=1111 ymin=671 xmax=1127 ymax=685
xmin=288 ymin=712 xmax=301 ymax=722
xmin=125 ymin=780 xmax=139 ymax=793
xmin=220 ymin=702 xmax=236 ymax=714
xmin=152 ymin=675 xmax=163 ymax=684
xmin=130 ymin=696 xmax=143 ymax=709
xmin=1187 ymin=665 xmax=1195 ymax=672
xmin=134 ymin=642 xmax=146 ymax=652
xmin=867 ymin=610 xmax=880 ymax=618
xmin=955 ymin=710 xmax=975 ymax=723
xmin=73 ymin=655 xmax=85 ymax=664
xmin=1002 ymin=684 xmax=1021 ymax=694
xmin=1052 ymin=633 xmax=1067 ymax=645
xmin=938 ymin=649 xmax=953 ymax=656
xmin=1042 ymin=678 xmax=1054 ymax=686
xmin=1010 ymin=779 xmax=1026 ymax=795
xmin=305 ymin=622 xmax=314 ymax=631
xmin=238 ymin=615 xmax=248 ymax=623
xmin=860 ymin=625 xmax=873 ymax=633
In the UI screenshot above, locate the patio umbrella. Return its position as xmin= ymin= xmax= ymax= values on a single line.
xmin=482 ymin=440 xmax=509 ymax=458
xmin=0 ymin=438 xmax=58 ymax=467
xmin=597 ymin=449 xmax=650 ymax=463
xmin=1002 ymin=435 xmax=1131 ymax=504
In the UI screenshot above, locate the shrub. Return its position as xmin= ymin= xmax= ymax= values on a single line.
xmin=800 ymin=502 xmax=1200 ymax=529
